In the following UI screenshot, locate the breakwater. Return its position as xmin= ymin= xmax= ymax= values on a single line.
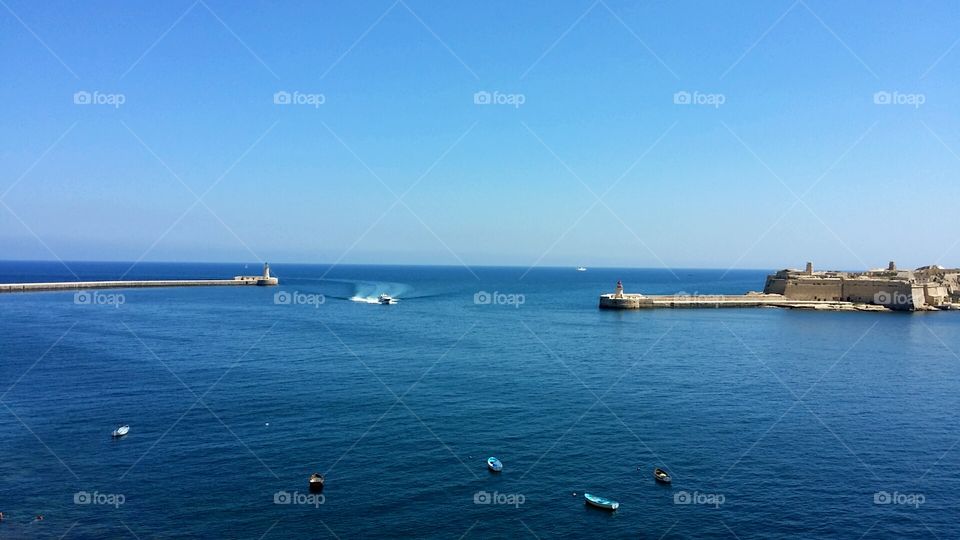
xmin=0 ymin=263 xmax=279 ymax=293
xmin=598 ymin=293 xmax=889 ymax=311
xmin=0 ymin=278 xmax=276 ymax=293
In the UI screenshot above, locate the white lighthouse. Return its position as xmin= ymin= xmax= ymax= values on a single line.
xmin=253 ymin=262 xmax=278 ymax=286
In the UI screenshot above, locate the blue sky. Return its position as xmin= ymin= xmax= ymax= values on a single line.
xmin=1 ymin=0 xmax=958 ymax=270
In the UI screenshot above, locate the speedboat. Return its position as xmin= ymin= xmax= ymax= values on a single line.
xmin=584 ymin=493 xmax=619 ymax=511
xmin=486 ymin=457 xmax=503 ymax=472
xmin=111 ymin=425 xmax=129 ymax=438
xmin=378 ymin=294 xmax=397 ymax=305
xmin=309 ymin=473 xmax=325 ymax=492
xmin=576 ymin=266 xmax=587 ymax=272
xmin=654 ymin=468 xmax=672 ymax=484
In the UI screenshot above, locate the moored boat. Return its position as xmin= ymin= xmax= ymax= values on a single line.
xmin=309 ymin=473 xmax=325 ymax=492
xmin=111 ymin=425 xmax=129 ymax=438
xmin=486 ymin=457 xmax=502 ymax=472
xmin=654 ymin=468 xmax=672 ymax=484
xmin=584 ymin=493 xmax=619 ymax=511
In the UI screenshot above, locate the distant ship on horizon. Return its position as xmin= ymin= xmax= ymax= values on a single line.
xmin=576 ymin=266 xmax=587 ymax=272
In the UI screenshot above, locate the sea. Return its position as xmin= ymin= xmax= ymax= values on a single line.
xmin=0 ymin=261 xmax=957 ymax=539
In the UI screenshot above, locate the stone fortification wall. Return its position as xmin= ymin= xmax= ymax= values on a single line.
xmin=763 ymin=275 xmax=788 ymax=295
xmin=840 ymin=279 xmax=921 ymax=310
xmin=782 ymin=278 xmax=842 ymax=301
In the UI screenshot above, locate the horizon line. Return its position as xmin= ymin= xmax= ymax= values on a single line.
xmin=1 ymin=257 xmax=930 ymax=273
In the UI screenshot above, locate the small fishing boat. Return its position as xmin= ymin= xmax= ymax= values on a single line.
xmin=584 ymin=493 xmax=619 ymax=511
xmin=378 ymin=294 xmax=397 ymax=305
xmin=654 ymin=468 xmax=672 ymax=484
xmin=111 ymin=425 xmax=129 ymax=438
xmin=309 ymin=473 xmax=325 ymax=492
xmin=486 ymin=457 xmax=503 ymax=472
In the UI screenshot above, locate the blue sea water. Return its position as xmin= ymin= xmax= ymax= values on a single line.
xmin=0 ymin=261 xmax=958 ymax=539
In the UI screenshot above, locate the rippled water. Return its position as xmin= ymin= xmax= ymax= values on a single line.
xmin=0 ymin=262 xmax=957 ymax=538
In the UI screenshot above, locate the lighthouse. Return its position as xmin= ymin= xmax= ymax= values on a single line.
xmin=254 ymin=262 xmax=278 ymax=286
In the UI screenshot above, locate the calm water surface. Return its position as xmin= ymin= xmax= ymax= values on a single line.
xmin=0 ymin=262 xmax=957 ymax=538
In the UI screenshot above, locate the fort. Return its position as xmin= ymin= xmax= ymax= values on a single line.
xmin=599 ymin=262 xmax=960 ymax=312
xmin=762 ymin=261 xmax=960 ymax=310
xmin=0 ymin=263 xmax=279 ymax=293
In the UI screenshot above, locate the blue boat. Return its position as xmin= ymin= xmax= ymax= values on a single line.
xmin=584 ymin=493 xmax=619 ymax=511
xmin=486 ymin=457 xmax=502 ymax=472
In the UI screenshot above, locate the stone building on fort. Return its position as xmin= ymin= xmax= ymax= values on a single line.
xmin=763 ymin=262 xmax=960 ymax=311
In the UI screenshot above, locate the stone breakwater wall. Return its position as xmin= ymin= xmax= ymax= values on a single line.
xmin=598 ymin=293 xmax=890 ymax=311
xmin=0 ymin=277 xmax=278 ymax=293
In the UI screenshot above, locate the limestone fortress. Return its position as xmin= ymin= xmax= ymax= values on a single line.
xmin=763 ymin=262 xmax=960 ymax=310
xmin=599 ymin=262 xmax=960 ymax=311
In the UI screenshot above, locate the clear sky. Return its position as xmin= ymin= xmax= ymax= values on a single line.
xmin=1 ymin=0 xmax=958 ymax=271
